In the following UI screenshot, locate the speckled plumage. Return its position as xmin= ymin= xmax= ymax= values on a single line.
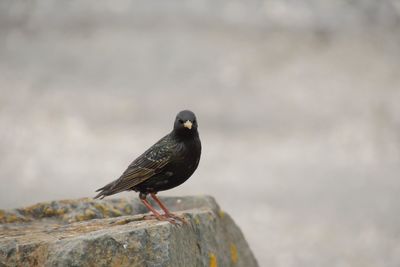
xmin=94 ymin=110 xmax=201 ymax=200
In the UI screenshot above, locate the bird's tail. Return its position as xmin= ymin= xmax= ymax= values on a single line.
xmin=94 ymin=180 xmax=117 ymax=199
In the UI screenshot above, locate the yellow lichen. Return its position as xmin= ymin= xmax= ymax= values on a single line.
xmin=94 ymin=203 xmax=105 ymax=209
xmin=22 ymin=203 xmax=41 ymax=215
xmin=94 ymin=203 xmax=107 ymax=215
xmin=124 ymin=205 xmax=132 ymax=214
xmin=218 ymin=210 xmax=225 ymax=219
xmin=194 ymin=217 xmax=201 ymax=225
xmin=43 ymin=207 xmax=54 ymax=216
xmin=208 ymin=213 xmax=214 ymax=221
xmin=209 ymin=253 xmax=218 ymax=267
xmin=108 ymin=208 xmax=123 ymax=217
xmin=74 ymin=214 xmax=86 ymax=222
xmin=94 ymin=204 xmax=122 ymax=217
xmin=6 ymin=214 xmax=18 ymax=223
xmin=84 ymin=209 xmax=97 ymax=219
xmin=43 ymin=206 xmax=66 ymax=217
xmin=112 ymin=219 xmax=129 ymax=226
xmin=0 ymin=210 xmax=4 ymax=220
xmin=230 ymin=243 xmax=238 ymax=264
xmin=57 ymin=208 xmax=66 ymax=216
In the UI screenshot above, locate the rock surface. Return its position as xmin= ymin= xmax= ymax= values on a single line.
xmin=0 ymin=196 xmax=258 ymax=267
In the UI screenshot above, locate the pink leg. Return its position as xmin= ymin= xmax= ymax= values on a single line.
xmin=140 ymin=194 xmax=176 ymax=224
xmin=150 ymin=193 xmax=187 ymax=224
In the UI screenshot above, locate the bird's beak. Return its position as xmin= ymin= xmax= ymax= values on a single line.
xmin=183 ymin=120 xmax=193 ymax=129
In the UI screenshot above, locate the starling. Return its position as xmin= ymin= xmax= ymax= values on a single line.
xmin=94 ymin=110 xmax=201 ymax=224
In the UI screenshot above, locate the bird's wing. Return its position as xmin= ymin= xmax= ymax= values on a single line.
xmin=95 ymin=135 xmax=176 ymax=197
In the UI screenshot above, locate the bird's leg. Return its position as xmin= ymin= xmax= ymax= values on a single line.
xmin=139 ymin=193 xmax=176 ymax=224
xmin=150 ymin=193 xmax=187 ymax=224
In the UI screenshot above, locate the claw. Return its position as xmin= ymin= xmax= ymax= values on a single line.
xmin=165 ymin=213 xmax=187 ymax=224
xmin=142 ymin=214 xmax=178 ymax=225
xmin=140 ymin=194 xmax=186 ymax=226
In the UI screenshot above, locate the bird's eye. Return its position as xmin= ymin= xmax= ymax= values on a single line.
xmin=178 ymin=119 xmax=184 ymax=123
xmin=193 ymin=120 xmax=196 ymax=124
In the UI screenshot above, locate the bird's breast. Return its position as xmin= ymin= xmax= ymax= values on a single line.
xmin=170 ymin=139 xmax=201 ymax=177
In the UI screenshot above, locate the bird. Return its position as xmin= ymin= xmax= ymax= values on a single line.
xmin=94 ymin=110 xmax=201 ymax=224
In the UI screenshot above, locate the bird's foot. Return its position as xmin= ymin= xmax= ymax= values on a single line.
xmin=164 ymin=213 xmax=187 ymax=224
xmin=142 ymin=214 xmax=179 ymax=225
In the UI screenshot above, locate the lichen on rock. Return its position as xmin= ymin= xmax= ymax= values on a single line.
xmin=0 ymin=196 xmax=258 ymax=267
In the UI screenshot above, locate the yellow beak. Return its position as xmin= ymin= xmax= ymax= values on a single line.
xmin=183 ymin=120 xmax=193 ymax=129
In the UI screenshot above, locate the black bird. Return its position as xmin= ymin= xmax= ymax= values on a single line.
xmin=94 ymin=110 xmax=201 ymax=223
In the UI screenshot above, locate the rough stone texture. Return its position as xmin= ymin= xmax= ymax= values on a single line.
xmin=0 ymin=196 xmax=258 ymax=267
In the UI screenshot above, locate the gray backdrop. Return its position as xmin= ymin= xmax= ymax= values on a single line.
xmin=1 ymin=1 xmax=400 ymax=266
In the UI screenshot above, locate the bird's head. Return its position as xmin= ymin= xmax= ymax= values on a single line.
xmin=173 ymin=110 xmax=198 ymax=135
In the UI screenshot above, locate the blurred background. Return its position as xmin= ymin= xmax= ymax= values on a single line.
xmin=1 ymin=0 xmax=400 ymax=266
